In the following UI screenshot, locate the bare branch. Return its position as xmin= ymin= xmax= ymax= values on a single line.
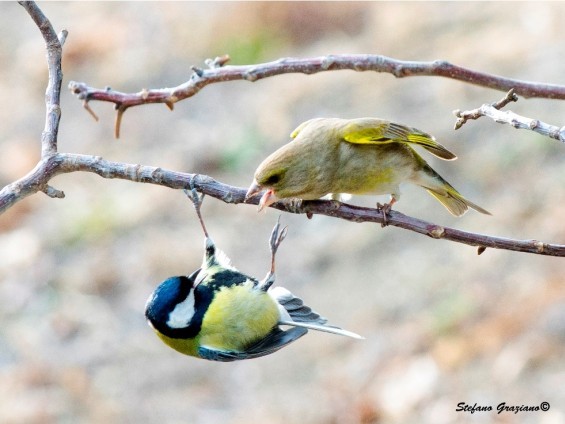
xmin=453 ymin=88 xmax=519 ymax=129
xmin=6 ymin=3 xmax=564 ymax=258
xmin=67 ymin=55 xmax=565 ymax=137
xmin=1 ymin=153 xmax=564 ymax=257
xmin=19 ymin=1 xmax=64 ymax=157
xmin=454 ymin=89 xmax=565 ymax=143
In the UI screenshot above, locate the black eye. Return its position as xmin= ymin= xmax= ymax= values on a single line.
xmin=265 ymin=173 xmax=281 ymax=185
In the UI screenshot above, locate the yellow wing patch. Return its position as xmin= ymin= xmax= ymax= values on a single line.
xmin=342 ymin=126 xmax=389 ymax=144
xmin=343 ymin=121 xmax=457 ymax=161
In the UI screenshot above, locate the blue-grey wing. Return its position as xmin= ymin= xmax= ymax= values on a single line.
xmin=197 ymin=346 xmax=242 ymax=362
xmin=197 ymin=327 xmax=308 ymax=362
xmin=271 ymin=286 xmax=328 ymax=325
xmin=271 ymin=287 xmax=364 ymax=339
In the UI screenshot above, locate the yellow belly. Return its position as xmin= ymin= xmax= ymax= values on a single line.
xmin=199 ymin=283 xmax=280 ymax=352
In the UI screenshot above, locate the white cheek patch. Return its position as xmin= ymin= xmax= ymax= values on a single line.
xmin=167 ymin=290 xmax=196 ymax=329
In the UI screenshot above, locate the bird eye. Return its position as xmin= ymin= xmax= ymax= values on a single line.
xmin=265 ymin=173 xmax=281 ymax=185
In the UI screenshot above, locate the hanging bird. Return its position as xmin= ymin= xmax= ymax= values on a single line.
xmin=245 ymin=117 xmax=490 ymax=220
xmin=145 ymin=186 xmax=362 ymax=361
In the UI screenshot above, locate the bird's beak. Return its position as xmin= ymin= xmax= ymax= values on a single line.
xmin=245 ymin=180 xmax=278 ymax=212
xmin=257 ymin=190 xmax=278 ymax=211
xmin=245 ymin=180 xmax=262 ymax=202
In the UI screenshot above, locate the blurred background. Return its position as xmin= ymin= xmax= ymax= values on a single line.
xmin=1 ymin=2 xmax=564 ymax=423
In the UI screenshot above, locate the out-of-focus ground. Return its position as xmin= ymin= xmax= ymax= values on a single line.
xmin=0 ymin=2 xmax=564 ymax=423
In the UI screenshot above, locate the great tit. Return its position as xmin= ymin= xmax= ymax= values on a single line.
xmin=145 ymin=187 xmax=362 ymax=362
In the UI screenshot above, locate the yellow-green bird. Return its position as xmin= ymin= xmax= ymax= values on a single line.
xmin=245 ymin=117 xmax=490 ymax=218
xmin=145 ymin=187 xmax=362 ymax=361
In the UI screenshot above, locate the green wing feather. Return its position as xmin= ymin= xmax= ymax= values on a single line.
xmin=342 ymin=119 xmax=457 ymax=161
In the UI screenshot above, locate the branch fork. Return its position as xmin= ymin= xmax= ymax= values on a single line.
xmin=454 ymin=89 xmax=565 ymax=143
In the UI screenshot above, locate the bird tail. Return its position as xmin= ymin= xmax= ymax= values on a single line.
xmin=418 ymin=165 xmax=491 ymax=217
xmin=270 ymin=287 xmax=364 ymax=339
xmin=278 ymin=319 xmax=364 ymax=339
xmin=425 ymin=188 xmax=491 ymax=217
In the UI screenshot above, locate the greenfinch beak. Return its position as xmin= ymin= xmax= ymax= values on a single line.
xmin=258 ymin=189 xmax=278 ymax=211
xmin=245 ymin=181 xmax=278 ymax=211
xmin=245 ymin=180 xmax=262 ymax=201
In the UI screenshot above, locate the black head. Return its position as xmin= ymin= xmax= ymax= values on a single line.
xmin=145 ymin=269 xmax=212 ymax=339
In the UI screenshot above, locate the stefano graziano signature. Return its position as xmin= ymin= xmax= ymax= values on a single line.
xmin=456 ymin=402 xmax=550 ymax=414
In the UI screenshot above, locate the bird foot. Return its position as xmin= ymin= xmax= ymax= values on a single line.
xmin=376 ymin=202 xmax=393 ymax=227
xmin=261 ymin=217 xmax=288 ymax=290
xmin=284 ymin=198 xmax=303 ymax=213
xmin=183 ymin=177 xmax=205 ymax=210
xmin=184 ymin=177 xmax=210 ymax=237
xmin=269 ymin=216 xmax=288 ymax=258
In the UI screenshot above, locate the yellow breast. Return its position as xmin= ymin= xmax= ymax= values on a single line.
xmin=199 ymin=282 xmax=280 ymax=352
xmin=154 ymin=330 xmax=201 ymax=357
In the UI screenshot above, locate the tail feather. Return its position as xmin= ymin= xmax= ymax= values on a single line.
xmin=270 ymin=286 xmax=363 ymax=339
xmin=426 ymin=189 xmax=490 ymax=216
xmin=278 ymin=319 xmax=364 ymax=339
xmin=418 ymin=165 xmax=491 ymax=217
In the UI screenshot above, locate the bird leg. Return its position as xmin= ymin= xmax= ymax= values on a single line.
xmin=261 ymin=216 xmax=288 ymax=290
xmin=183 ymin=178 xmax=210 ymax=238
xmin=376 ymin=197 xmax=397 ymax=227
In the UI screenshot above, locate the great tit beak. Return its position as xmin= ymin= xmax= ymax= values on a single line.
xmin=245 ymin=180 xmax=278 ymax=212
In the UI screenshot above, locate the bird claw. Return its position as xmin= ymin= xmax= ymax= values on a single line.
xmin=285 ymin=198 xmax=303 ymax=213
xmin=184 ymin=176 xmax=210 ymax=237
xmin=269 ymin=216 xmax=288 ymax=256
xmin=376 ymin=201 xmax=393 ymax=227
xmin=261 ymin=217 xmax=288 ymax=290
xmin=183 ymin=176 xmax=205 ymax=208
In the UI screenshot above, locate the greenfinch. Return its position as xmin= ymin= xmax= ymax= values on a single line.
xmin=245 ymin=117 xmax=490 ymax=217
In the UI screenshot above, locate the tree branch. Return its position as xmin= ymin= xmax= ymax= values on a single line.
xmin=68 ymin=55 xmax=565 ymax=138
xmin=454 ymin=89 xmax=565 ymax=143
xmin=19 ymin=1 xmax=66 ymax=157
xmin=1 ymin=152 xmax=564 ymax=257
xmin=4 ymin=2 xmax=564 ymax=258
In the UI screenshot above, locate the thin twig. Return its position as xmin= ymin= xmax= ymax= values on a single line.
xmin=454 ymin=89 xmax=565 ymax=143
xmin=68 ymin=55 xmax=565 ymax=138
xmin=453 ymin=89 xmax=519 ymax=129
